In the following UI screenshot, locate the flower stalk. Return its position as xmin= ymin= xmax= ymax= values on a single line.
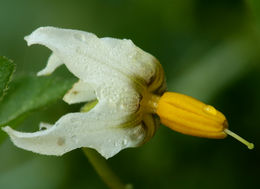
xmin=83 ymin=148 xmax=129 ymax=189
xmin=81 ymin=101 xmax=130 ymax=189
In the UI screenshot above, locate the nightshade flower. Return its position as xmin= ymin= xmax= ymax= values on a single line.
xmin=2 ymin=27 xmax=254 ymax=159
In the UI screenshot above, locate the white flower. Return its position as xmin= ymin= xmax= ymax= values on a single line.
xmin=2 ymin=27 xmax=166 ymax=159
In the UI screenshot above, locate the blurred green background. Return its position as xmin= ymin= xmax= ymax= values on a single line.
xmin=0 ymin=0 xmax=259 ymax=188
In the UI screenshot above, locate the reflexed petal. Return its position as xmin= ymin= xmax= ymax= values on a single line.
xmin=37 ymin=53 xmax=63 ymax=76
xmin=3 ymin=27 xmax=165 ymax=158
xmin=2 ymin=103 xmax=145 ymax=159
xmin=25 ymin=27 xmax=158 ymax=85
xmin=25 ymin=27 xmax=141 ymax=116
xmin=100 ymin=37 xmax=158 ymax=83
xmin=63 ymin=80 xmax=96 ymax=104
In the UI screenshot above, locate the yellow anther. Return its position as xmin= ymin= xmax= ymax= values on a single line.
xmin=154 ymin=92 xmax=254 ymax=149
xmin=156 ymin=92 xmax=227 ymax=138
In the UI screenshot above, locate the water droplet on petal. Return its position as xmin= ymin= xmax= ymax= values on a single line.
xmin=74 ymin=33 xmax=86 ymax=42
xmin=123 ymin=139 xmax=128 ymax=146
xmin=203 ymin=105 xmax=217 ymax=116
xmin=72 ymin=135 xmax=79 ymax=144
xmin=114 ymin=142 xmax=119 ymax=147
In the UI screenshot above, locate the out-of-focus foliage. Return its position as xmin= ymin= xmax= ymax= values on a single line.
xmin=0 ymin=75 xmax=76 ymax=143
xmin=169 ymin=37 xmax=259 ymax=101
xmin=0 ymin=0 xmax=259 ymax=189
xmin=0 ymin=57 xmax=15 ymax=100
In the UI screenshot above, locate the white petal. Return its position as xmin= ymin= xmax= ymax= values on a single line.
xmin=37 ymin=53 xmax=63 ymax=76
xmin=25 ymin=27 xmax=158 ymax=84
xmin=2 ymin=104 xmax=145 ymax=159
xmin=101 ymin=37 xmax=159 ymax=83
xmin=13 ymin=27 xmax=163 ymax=158
xmin=63 ymin=80 xmax=96 ymax=104
xmin=25 ymin=27 xmax=140 ymax=116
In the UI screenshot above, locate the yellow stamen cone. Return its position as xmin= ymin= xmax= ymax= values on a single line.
xmin=156 ymin=92 xmax=227 ymax=139
xmin=155 ymin=92 xmax=254 ymax=149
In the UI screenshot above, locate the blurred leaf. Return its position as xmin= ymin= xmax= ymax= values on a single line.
xmin=0 ymin=139 xmax=34 ymax=174
xmin=0 ymin=56 xmax=15 ymax=101
xmin=0 ymin=156 xmax=68 ymax=189
xmin=0 ymin=75 xmax=76 ymax=142
xmin=168 ymin=37 xmax=259 ymax=102
xmin=248 ymin=0 xmax=260 ymax=28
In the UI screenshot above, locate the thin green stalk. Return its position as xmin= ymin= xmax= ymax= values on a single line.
xmin=81 ymin=100 xmax=131 ymax=189
xmin=83 ymin=148 xmax=130 ymax=189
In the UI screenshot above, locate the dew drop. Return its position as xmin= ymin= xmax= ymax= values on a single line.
xmin=114 ymin=142 xmax=119 ymax=147
xmin=203 ymin=105 xmax=217 ymax=116
xmin=122 ymin=139 xmax=128 ymax=146
xmin=74 ymin=33 xmax=86 ymax=42
xmin=72 ymin=135 xmax=79 ymax=144
xmin=120 ymin=104 xmax=126 ymax=109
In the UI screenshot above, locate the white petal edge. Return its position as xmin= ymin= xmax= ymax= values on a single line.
xmin=63 ymin=80 xmax=96 ymax=104
xmin=25 ymin=27 xmax=140 ymax=114
xmin=11 ymin=26 xmax=159 ymax=158
xmin=24 ymin=27 xmax=158 ymax=86
xmin=39 ymin=122 xmax=52 ymax=130
xmin=37 ymin=53 xmax=63 ymax=76
xmin=2 ymin=105 xmax=145 ymax=159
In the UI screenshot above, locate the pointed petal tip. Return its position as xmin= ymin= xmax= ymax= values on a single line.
xmin=1 ymin=126 xmax=21 ymax=140
xmin=24 ymin=33 xmax=36 ymax=46
xmin=24 ymin=35 xmax=30 ymax=45
xmin=24 ymin=26 xmax=57 ymax=46
xmin=1 ymin=126 xmax=10 ymax=133
xmin=62 ymin=95 xmax=73 ymax=105
xmin=36 ymin=71 xmax=44 ymax=76
xmin=2 ymin=126 xmax=25 ymax=138
xmin=36 ymin=70 xmax=50 ymax=76
xmin=1 ymin=125 xmax=68 ymax=156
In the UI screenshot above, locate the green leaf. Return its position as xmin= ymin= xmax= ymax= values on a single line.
xmin=0 ymin=56 xmax=15 ymax=100
xmin=0 ymin=75 xmax=76 ymax=142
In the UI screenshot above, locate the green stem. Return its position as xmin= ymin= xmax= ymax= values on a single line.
xmin=83 ymin=148 xmax=129 ymax=189
xmin=81 ymin=101 xmax=131 ymax=189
